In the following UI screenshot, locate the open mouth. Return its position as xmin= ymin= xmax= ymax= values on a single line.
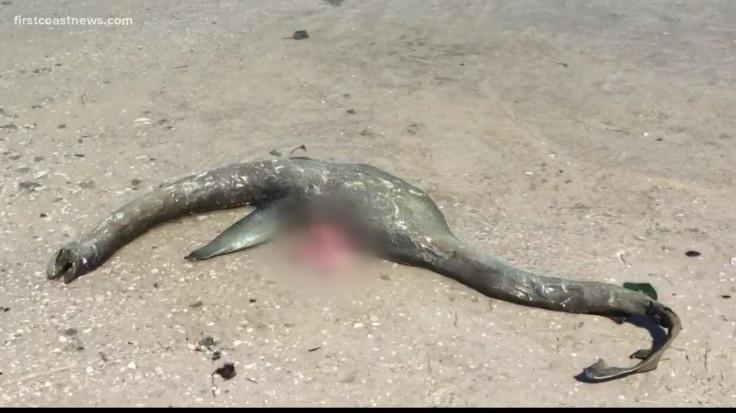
xmin=47 ymin=248 xmax=77 ymax=283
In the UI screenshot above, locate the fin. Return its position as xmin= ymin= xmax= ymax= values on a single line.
xmin=185 ymin=200 xmax=289 ymax=261
xmin=630 ymin=349 xmax=653 ymax=360
xmin=582 ymin=305 xmax=680 ymax=381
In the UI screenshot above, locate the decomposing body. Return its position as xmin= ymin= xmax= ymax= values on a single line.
xmin=47 ymin=157 xmax=681 ymax=381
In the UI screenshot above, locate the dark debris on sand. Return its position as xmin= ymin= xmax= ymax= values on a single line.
xmin=213 ymin=363 xmax=236 ymax=380
xmin=291 ymin=30 xmax=309 ymax=40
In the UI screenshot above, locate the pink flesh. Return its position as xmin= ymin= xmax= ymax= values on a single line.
xmin=291 ymin=221 xmax=356 ymax=273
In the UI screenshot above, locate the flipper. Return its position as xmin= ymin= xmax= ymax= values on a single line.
xmin=185 ymin=199 xmax=290 ymax=261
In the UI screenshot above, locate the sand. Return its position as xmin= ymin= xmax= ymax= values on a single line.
xmin=1 ymin=0 xmax=734 ymax=407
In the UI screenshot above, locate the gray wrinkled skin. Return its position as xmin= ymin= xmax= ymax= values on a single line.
xmin=47 ymin=157 xmax=681 ymax=381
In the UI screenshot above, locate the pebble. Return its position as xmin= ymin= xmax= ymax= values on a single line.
xmin=291 ymin=30 xmax=309 ymax=40
xmin=199 ymin=336 xmax=216 ymax=347
xmin=18 ymin=181 xmax=41 ymax=191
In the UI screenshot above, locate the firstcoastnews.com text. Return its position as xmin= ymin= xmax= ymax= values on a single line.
xmin=14 ymin=15 xmax=133 ymax=26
